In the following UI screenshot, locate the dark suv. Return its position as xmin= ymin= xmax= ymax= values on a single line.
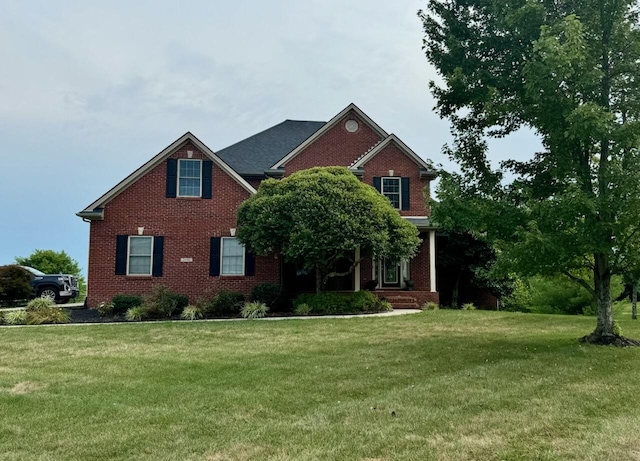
xmin=21 ymin=266 xmax=80 ymax=304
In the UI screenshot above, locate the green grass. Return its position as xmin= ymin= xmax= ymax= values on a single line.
xmin=2 ymin=311 xmax=640 ymax=460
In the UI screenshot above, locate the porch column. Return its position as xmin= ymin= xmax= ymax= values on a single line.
xmin=429 ymin=230 xmax=436 ymax=292
xmin=354 ymin=246 xmax=361 ymax=292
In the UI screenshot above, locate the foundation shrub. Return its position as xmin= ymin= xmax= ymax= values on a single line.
xmin=111 ymin=295 xmax=143 ymax=315
xmin=142 ymin=285 xmax=189 ymax=319
xmin=197 ymin=290 xmax=245 ymax=317
xmin=293 ymin=291 xmax=385 ymax=315
xmin=241 ymin=301 xmax=269 ymax=319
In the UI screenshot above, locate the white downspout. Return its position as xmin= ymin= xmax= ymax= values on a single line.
xmin=429 ymin=230 xmax=436 ymax=292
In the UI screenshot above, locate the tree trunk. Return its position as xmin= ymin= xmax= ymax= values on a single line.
xmin=581 ymin=253 xmax=615 ymax=343
xmin=633 ymin=280 xmax=638 ymax=320
xmin=452 ymin=273 xmax=460 ymax=308
xmin=315 ymin=264 xmax=322 ymax=294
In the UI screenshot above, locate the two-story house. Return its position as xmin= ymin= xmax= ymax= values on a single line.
xmin=77 ymin=104 xmax=439 ymax=308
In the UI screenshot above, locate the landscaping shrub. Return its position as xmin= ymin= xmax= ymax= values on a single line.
xmin=348 ymin=291 xmax=383 ymax=312
xmin=25 ymin=298 xmax=70 ymax=324
xmin=250 ymin=283 xmax=281 ymax=307
xmin=0 ymin=265 xmax=34 ymax=305
xmin=293 ymin=291 xmax=385 ymax=315
xmin=197 ymin=290 xmax=245 ymax=317
xmin=461 ymin=303 xmax=476 ymax=311
xmin=125 ymin=306 xmax=147 ymax=322
xmin=181 ymin=305 xmax=204 ymax=321
xmin=422 ymin=301 xmax=439 ymax=310
xmin=241 ymin=301 xmax=269 ymax=319
xmin=0 ymin=311 xmax=4 ymax=324
xmin=294 ymin=303 xmax=311 ymax=316
xmin=4 ymin=310 xmax=27 ymax=325
xmin=142 ymin=285 xmax=188 ymax=318
xmin=380 ymin=300 xmax=393 ymax=311
xmin=111 ymin=294 xmax=143 ymax=315
xmin=97 ymin=302 xmax=115 ymax=317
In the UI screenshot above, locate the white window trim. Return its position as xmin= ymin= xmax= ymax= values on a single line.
xmin=177 ymin=158 xmax=203 ymax=198
xmin=126 ymin=236 xmax=154 ymax=276
xmin=381 ymin=176 xmax=401 ymax=210
xmin=220 ymin=237 xmax=246 ymax=276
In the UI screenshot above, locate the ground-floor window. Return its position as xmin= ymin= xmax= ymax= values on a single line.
xmin=221 ymin=237 xmax=245 ymax=275
xmin=128 ymin=236 xmax=153 ymax=275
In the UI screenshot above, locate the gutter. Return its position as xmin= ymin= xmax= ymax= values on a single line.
xmin=76 ymin=208 xmax=104 ymax=221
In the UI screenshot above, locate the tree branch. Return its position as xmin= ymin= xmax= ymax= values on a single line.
xmin=562 ymin=270 xmax=596 ymax=298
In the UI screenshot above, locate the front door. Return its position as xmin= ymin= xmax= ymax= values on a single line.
xmin=382 ymin=258 xmax=401 ymax=288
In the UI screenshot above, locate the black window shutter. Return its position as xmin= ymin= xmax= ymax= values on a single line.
xmin=373 ymin=177 xmax=381 ymax=192
xmin=245 ymin=251 xmax=255 ymax=276
xmin=115 ymin=235 xmax=128 ymax=275
xmin=210 ymin=237 xmax=221 ymax=276
xmin=166 ymin=159 xmax=177 ymax=198
xmin=202 ymin=160 xmax=213 ymax=199
xmin=401 ymin=177 xmax=410 ymax=210
xmin=152 ymin=236 xmax=164 ymax=277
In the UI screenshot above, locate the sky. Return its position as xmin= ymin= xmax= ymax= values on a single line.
xmin=0 ymin=0 xmax=541 ymax=276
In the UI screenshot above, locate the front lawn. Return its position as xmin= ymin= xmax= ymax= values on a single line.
xmin=1 ymin=311 xmax=640 ymax=460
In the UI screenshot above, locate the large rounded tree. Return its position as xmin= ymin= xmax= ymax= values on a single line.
xmin=237 ymin=167 xmax=421 ymax=293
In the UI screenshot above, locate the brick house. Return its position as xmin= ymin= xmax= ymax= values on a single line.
xmin=77 ymin=103 xmax=440 ymax=308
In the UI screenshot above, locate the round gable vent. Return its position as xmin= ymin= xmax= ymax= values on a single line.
xmin=345 ymin=119 xmax=359 ymax=133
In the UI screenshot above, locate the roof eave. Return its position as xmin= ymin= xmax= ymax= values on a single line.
xmin=76 ymin=209 xmax=104 ymax=221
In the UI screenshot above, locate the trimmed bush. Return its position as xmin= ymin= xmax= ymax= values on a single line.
xmin=241 ymin=301 xmax=269 ymax=319
xmin=112 ymin=294 xmax=143 ymax=315
xmin=293 ymin=291 xmax=385 ymax=315
xmin=461 ymin=303 xmax=476 ymax=311
xmin=125 ymin=306 xmax=147 ymax=322
xmin=0 ymin=265 xmax=34 ymax=305
xmin=181 ymin=305 xmax=204 ymax=321
xmin=250 ymin=283 xmax=281 ymax=308
xmin=197 ymin=291 xmax=245 ymax=317
xmin=380 ymin=300 xmax=393 ymax=311
xmin=142 ymin=285 xmax=188 ymax=318
xmin=4 ymin=310 xmax=27 ymax=325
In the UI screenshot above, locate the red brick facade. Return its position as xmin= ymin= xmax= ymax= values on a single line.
xmin=84 ymin=106 xmax=439 ymax=307
xmin=87 ymin=142 xmax=278 ymax=306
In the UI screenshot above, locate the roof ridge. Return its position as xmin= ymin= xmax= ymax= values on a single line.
xmin=349 ymin=140 xmax=383 ymax=168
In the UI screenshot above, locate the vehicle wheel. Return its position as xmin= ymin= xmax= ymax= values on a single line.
xmin=39 ymin=287 xmax=59 ymax=303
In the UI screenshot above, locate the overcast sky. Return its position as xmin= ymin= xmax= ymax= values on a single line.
xmin=0 ymin=0 xmax=541 ymax=275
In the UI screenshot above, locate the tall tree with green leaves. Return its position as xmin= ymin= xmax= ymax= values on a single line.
xmin=236 ymin=167 xmax=421 ymax=293
xmin=420 ymin=0 xmax=640 ymax=344
xmin=16 ymin=249 xmax=82 ymax=276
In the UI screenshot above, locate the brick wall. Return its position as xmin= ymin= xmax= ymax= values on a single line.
xmin=283 ymin=110 xmax=383 ymax=174
xmin=360 ymin=143 xmax=432 ymax=217
xmin=87 ymin=142 xmax=279 ymax=307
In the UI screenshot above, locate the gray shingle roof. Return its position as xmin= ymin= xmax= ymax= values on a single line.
xmin=216 ymin=120 xmax=326 ymax=175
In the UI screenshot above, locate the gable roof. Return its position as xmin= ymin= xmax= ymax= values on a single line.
xmin=77 ymin=132 xmax=256 ymax=219
xmin=270 ymin=103 xmax=389 ymax=169
xmin=350 ymin=134 xmax=436 ymax=174
xmin=216 ymin=120 xmax=325 ymax=175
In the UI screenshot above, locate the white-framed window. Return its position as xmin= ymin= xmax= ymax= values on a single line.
xmin=221 ymin=237 xmax=245 ymax=275
xmin=127 ymin=236 xmax=153 ymax=275
xmin=178 ymin=159 xmax=202 ymax=197
xmin=382 ymin=177 xmax=401 ymax=209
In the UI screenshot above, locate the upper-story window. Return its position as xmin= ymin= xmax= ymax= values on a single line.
xmin=128 ymin=236 xmax=153 ymax=275
xmin=178 ymin=159 xmax=202 ymax=197
xmin=382 ymin=177 xmax=401 ymax=209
